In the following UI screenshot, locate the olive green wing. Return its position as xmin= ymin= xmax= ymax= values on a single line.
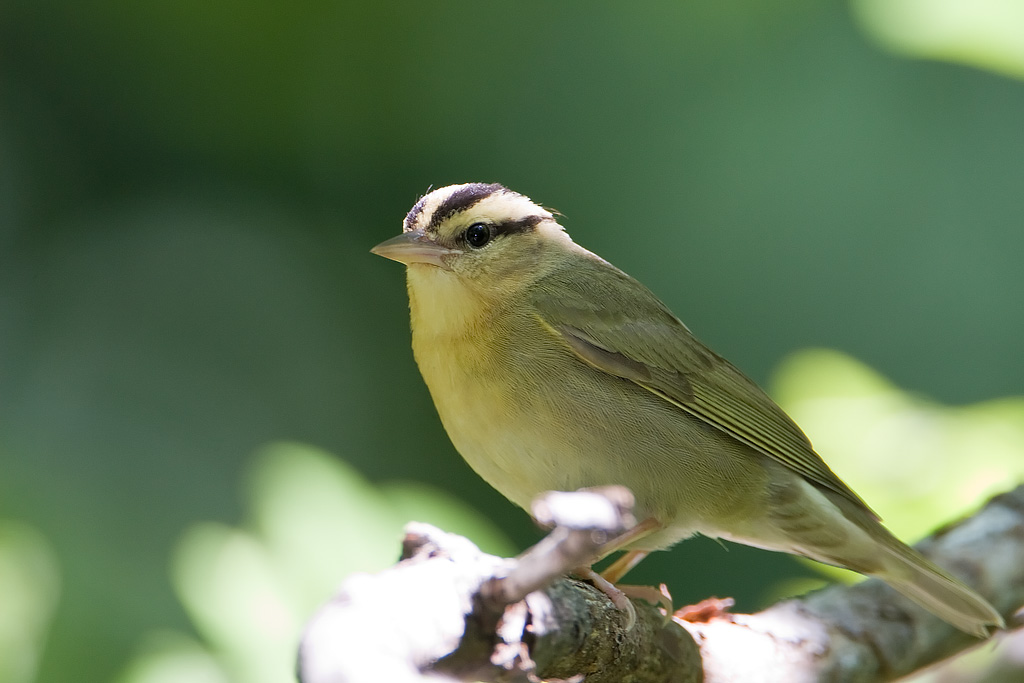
xmin=531 ymin=255 xmax=875 ymax=516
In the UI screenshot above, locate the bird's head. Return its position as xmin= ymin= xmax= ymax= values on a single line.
xmin=372 ymin=183 xmax=572 ymax=299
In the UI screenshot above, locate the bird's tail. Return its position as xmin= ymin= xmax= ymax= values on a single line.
xmin=874 ymin=538 xmax=1004 ymax=638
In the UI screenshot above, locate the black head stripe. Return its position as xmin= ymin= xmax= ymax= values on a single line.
xmin=428 ymin=183 xmax=506 ymax=231
xmin=494 ymin=214 xmax=545 ymax=236
xmin=404 ymin=196 xmax=428 ymax=231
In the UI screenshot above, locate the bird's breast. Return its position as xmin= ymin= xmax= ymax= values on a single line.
xmin=405 ymin=266 xmax=594 ymax=507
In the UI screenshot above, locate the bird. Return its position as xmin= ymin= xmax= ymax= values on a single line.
xmin=371 ymin=182 xmax=1004 ymax=637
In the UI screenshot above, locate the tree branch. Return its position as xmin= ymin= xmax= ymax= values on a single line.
xmin=298 ymin=486 xmax=1024 ymax=683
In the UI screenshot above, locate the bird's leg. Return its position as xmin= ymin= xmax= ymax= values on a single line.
xmin=600 ymin=550 xmax=649 ymax=584
xmin=595 ymin=517 xmax=662 ymax=563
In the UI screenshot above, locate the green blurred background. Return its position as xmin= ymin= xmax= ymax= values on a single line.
xmin=2 ymin=1 xmax=1022 ymax=682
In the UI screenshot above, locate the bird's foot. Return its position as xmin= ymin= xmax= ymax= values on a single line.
xmin=575 ymin=569 xmax=676 ymax=630
xmin=574 ymin=566 xmax=638 ymax=630
xmin=618 ymin=582 xmax=673 ymax=614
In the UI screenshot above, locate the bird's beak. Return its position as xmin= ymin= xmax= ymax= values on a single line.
xmin=371 ymin=230 xmax=456 ymax=270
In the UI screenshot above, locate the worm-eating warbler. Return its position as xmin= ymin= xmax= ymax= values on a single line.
xmin=372 ymin=183 xmax=1003 ymax=636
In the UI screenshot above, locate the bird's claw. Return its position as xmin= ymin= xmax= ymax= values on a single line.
xmin=575 ymin=567 xmax=638 ymax=630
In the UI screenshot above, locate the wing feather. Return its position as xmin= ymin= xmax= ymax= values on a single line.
xmin=531 ymin=255 xmax=875 ymax=517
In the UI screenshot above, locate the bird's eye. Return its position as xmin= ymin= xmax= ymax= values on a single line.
xmin=464 ymin=223 xmax=492 ymax=249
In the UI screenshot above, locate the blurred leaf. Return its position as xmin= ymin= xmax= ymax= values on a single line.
xmin=853 ymin=0 xmax=1024 ymax=79
xmin=118 ymin=442 xmax=511 ymax=683
xmin=244 ymin=443 xmax=408 ymax=613
xmin=114 ymin=632 xmax=228 ymax=683
xmin=380 ymin=481 xmax=517 ymax=558
xmin=0 ymin=522 xmax=60 ymax=683
xmin=173 ymin=524 xmax=296 ymax=683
